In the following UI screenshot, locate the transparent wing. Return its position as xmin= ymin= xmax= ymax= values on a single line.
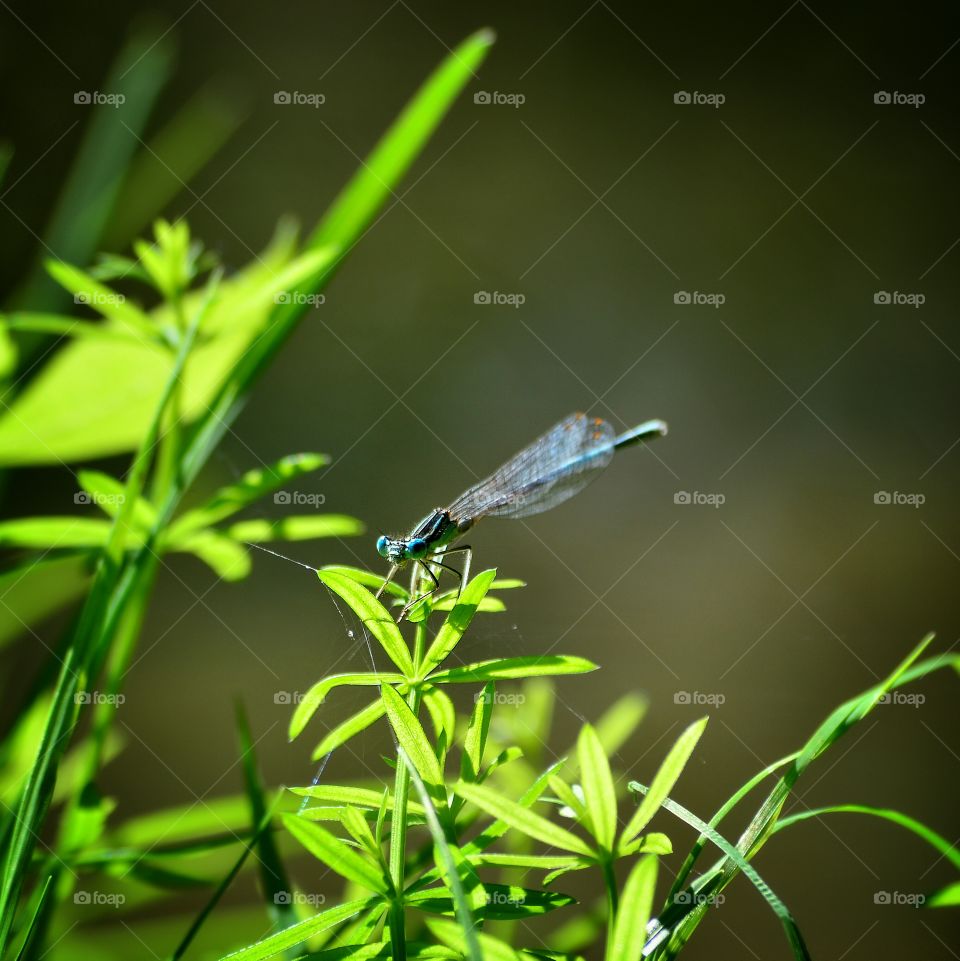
xmin=447 ymin=413 xmax=618 ymax=522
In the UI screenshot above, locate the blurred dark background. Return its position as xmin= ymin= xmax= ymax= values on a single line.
xmin=2 ymin=1 xmax=959 ymax=958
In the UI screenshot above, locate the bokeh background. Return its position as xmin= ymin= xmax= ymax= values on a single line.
xmin=2 ymin=1 xmax=959 ymax=958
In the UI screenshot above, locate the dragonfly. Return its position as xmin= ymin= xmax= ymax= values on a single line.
xmin=376 ymin=412 xmax=667 ymax=618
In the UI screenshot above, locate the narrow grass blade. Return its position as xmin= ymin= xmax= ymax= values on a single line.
xmin=772 ymin=804 xmax=960 ymax=870
xmin=235 ymin=703 xmax=295 ymax=929
xmin=632 ymin=786 xmax=810 ymax=961
xmin=621 ymin=717 xmax=708 ymax=848
xmin=308 ymin=29 xmax=496 ymax=266
xmin=426 ymin=918 xmax=521 ymax=961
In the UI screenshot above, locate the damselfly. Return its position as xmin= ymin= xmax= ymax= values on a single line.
xmin=376 ymin=412 xmax=667 ymax=617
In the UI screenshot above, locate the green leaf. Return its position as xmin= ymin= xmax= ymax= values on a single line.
xmin=45 ymin=260 xmax=155 ymax=337
xmin=549 ymin=776 xmax=588 ymax=824
xmin=606 ymin=856 xmax=657 ymax=961
xmin=172 ymin=528 xmax=251 ymax=581
xmin=431 ymin=595 xmax=505 ymax=614
xmin=0 ymin=312 xmax=156 ymax=345
xmin=312 ymin=700 xmax=386 ymax=759
xmin=317 ymin=571 xmax=414 ymax=676
xmin=578 ymin=724 xmax=617 ymax=851
xmin=408 ymin=883 xmax=576 ymax=919
xmin=290 ymin=785 xmax=425 ymax=819
xmin=341 ymin=806 xmax=381 ymax=861
xmin=772 ymin=805 xmax=960 ymax=871
xmin=166 ymin=452 xmax=329 ymax=536
xmin=11 ymin=876 xmax=51 ymax=961
xmin=77 ymin=470 xmax=156 ymax=528
xmin=617 ymin=832 xmax=672 ymax=856
xmin=0 ymin=555 xmax=90 ymax=649
xmin=288 ymin=674 xmax=405 ymax=741
xmin=421 ymin=685 xmax=456 ymax=762
xmin=0 ymin=517 xmax=114 ymax=549
xmin=466 ymin=853 xmax=583 ymax=873
xmin=0 ymin=235 xmax=317 ymax=466
xmin=928 ymin=881 xmax=960 ymax=907
xmin=453 ymin=781 xmax=593 ymax=858
xmin=307 ymin=27 xmax=496 ymax=267
xmin=620 ymin=717 xmax=707 ymax=849
xmin=282 ymin=814 xmax=389 ymax=895
xmin=419 ymin=569 xmax=498 ymax=674
xmin=428 ymin=655 xmax=598 ymax=684
xmin=425 ymin=918 xmax=520 ymax=961
xmin=381 ymin=686 xmax=446 ymax=811
xmin=217 ymin=896 xmax=380 ymax=961
xmin=228 ymin=515 xmax=363 ymax=543
xmin=320 ymin=565 xmax=409 ymax=600
xmin=235 ymin=703 xmax=295 ymax=929
xmin=461 ymin=682 xmax=494 ymax=783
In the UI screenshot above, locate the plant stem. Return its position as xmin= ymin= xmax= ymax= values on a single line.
xmin=386 ymin=618 xmax=427 ymax=961
xmin=603 ymin=856 xmax=619 ymax=946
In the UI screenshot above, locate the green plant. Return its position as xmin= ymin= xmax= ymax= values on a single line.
xmin=0 ymin=28 xmax=494 ymax=960
xmin=219 ymin=567 xmax=959 ymax=961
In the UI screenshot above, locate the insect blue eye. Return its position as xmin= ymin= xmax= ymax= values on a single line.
xmin=376 ymin=535 xmax=390 ymax=557
xmin=406 ymin=538 xmax=428 ymax=559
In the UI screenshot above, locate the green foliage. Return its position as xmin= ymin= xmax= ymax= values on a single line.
xmin=0 ymin=24 xmax=496 ymax=961
xmin=1 ymin=19 xmax=956 ymax=961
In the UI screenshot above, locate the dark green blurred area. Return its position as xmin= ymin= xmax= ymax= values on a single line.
xmin=2 ymin=1 xmax=959 ymax=958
